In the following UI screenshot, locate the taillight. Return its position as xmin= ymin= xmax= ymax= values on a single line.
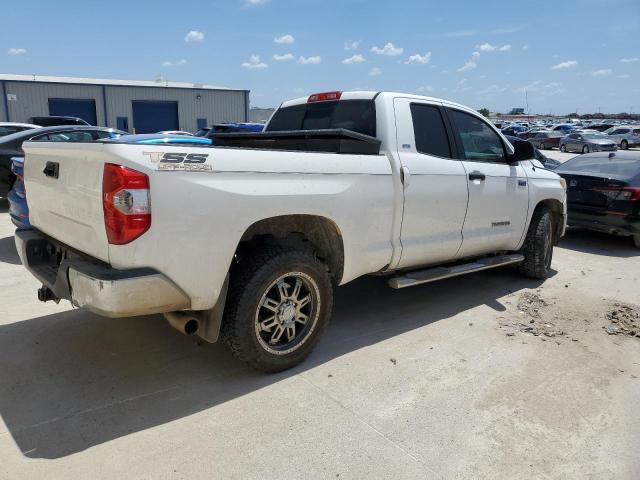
xmin=308 ymin=91 xmax=342 ymax=103
xmin=102 ymin=163 xmax=151 ymax=245
xmin=10 ymin=156 xmax=24 ymax=180
xmin=593 ymin=185 xmax=640 ymax=201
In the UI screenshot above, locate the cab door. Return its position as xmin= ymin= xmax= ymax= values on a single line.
xmin=393 ymin=98 xmax=469 ymax=268
xmin=445 ymin=107 xmax=529 ymax=258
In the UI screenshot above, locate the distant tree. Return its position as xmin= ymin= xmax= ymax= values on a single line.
xmin=478 ymin=108 xmax=490 ymax=117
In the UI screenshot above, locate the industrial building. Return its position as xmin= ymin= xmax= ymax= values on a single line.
xmin=0 ymin=74 xmax=249 ymax=134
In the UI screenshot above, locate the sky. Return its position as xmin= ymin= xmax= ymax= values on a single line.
xmin=2 ymin=0 xmax=639 ymax=114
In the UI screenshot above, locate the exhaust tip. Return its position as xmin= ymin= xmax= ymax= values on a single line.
xmin=184 ymin=319 xmax=199 ymax=336
xmin=165 ymin=311 xmax=200 ymax=336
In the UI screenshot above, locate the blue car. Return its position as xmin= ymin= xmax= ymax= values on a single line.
xmin=112 ymin=134 xmax=213 ymax=145
xmin=195 ymin=123 xmax=264 ymax=138
xmin=8 ymin=132 xmax=210 ymax=229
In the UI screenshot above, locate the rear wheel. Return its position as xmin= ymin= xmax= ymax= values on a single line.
xmin=634 ymin=235 xmax=640 ymax=249
xmin=582 ymin=145 xmax=590 ymax=154
xmin=519 ymin=207 xmax=554 ymax=279
xmin=560 ymin=144 xmax=567 ymax=152
xmin=621 ymin=140 xmax=629 ymax=150
xmin=221 ymin=245 xmax=333 ymax=373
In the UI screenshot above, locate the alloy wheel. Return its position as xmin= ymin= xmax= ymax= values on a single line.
xmin=254 ymin=272 xmax=320 ymax=355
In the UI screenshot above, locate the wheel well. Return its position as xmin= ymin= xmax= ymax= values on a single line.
xmin=536 ymin=199 xmax=564 ymax=244
xmin=236 ymin=215 xmax=345 ymax=284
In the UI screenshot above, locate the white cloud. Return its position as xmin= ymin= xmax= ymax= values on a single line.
xmin=273 ymin=53 xmax=294 ymax=61
xmin=369 ymin=67 xmax=382 ymax=77
xmin=492 ymin=26 xmax=521 ymax=34
xmin=7 ymin=48 xmax=27 ymax=56
xmin=522 ymin=44 xmax=529 ymax=51
xmin=617 ymin=74 xmax=630 ymax=79
xmin=245 ymin=0 xmax=268 ymax=5
xmin=371 ymin=42 xmax=403 ymax=56
xmin=342 ymin=54 xmax=366 ymax=64
xmin=456 ymin=51 xmax=481 ymax=72
xmin=242 ymin=55 xmax=268 ymax=69
xmin=457 ymin=60 xmax=477 ymax=72
xmin=475 ymin=43 xmax=511 ymax=52
xmin=417 ymin=85 xmax=434 ymax=93
xmin=516 ymin=81 xmax=564 ymax=96
xmin=551 ymin=60 xmax=578 ymax=70
xmin=476 ymin=43 xmax=498 ymax=52
xmin=620 ymin=57 xmax=639 ymax=63
xmin=274 ymin=34 xmax=295 ymax=45
xmin=344 ymin=40 xmax=361 ymax=51
xmin=298 ymin=55 xmax=321 ymax=65
xmin=434 ymin=30 xmax=476 ymax=38
xmin=185 ymin=30 xmax=204 ymax=42
xmin=405 ymin=52 xmax=431 ymax=65
xmin=162 ymin=59 xmax=187 ymax=67
xmin=591 ymin=69 xmax=612 ymax=76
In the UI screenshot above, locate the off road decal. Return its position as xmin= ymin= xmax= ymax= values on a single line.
xmin=143 ymin=152 xmax=213 ymax=171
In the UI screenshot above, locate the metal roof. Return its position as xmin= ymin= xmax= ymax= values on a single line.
xmin=0 ymin=73 xmax=245 ymax=92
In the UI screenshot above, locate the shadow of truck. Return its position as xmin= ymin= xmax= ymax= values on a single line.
xmin=0 ymin=267 xmax=541 ymax=459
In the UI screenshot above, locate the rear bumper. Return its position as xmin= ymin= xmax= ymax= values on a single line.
xmin=567 ymin=210 xmax=640 ymax=237
xmin=15 ymin=229 xmax=191 ymax=317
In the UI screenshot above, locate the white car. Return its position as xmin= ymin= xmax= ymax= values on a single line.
xmin=603 ymin=125 xmax=640 ymax=149
xmin=0 ymin=122 xmax=40 ymax=138
xmin=157 ymin=130 xmax=194 ymax=136
xmin=16 ymin=91 xmax=567 ymax=372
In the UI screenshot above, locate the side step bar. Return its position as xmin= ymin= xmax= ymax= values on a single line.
xmin=388 ymin=254 xmax=525 ymax=289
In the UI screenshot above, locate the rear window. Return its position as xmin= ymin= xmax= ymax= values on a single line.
xmin=266 ymin=100 xmax=377 ymax=137
xmin=558 ymin=155 xmax=640 ymax=179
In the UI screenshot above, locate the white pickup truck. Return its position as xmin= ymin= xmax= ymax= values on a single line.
xmin=16 ymin=91 xmax=567 ymax=372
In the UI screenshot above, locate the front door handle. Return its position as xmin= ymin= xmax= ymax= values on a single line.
xmin=468 ymin=171 xmax=486 ymax=181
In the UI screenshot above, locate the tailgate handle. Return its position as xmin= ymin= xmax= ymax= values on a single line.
xmin=43 ymin=162 xmax=59 ymax=179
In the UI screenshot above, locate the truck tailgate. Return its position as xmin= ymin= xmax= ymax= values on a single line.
xmin=22 ymin=142 xmax=110 ymax=262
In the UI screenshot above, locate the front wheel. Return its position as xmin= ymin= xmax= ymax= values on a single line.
xmin=519 ymin=207 xmax=554 ymax=279
xmin=560 ymin=144 xmax=567 ymax=152
xmin=634 ymin=235 xmax=640 ymax=249
xmin=582 ymin=145 xmax=590 ymax=154
xmin=221 ymin=245 xmax=333 ymax=373
xmin=621 ymin=140 xmax=629 ymax=150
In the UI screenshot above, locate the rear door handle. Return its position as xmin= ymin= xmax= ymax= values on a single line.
xmin=468 ymin=171 xmax=486 ymax=181
xmin=43 ymin=161 xmax=59 ymax=179
xmin=401 ymin=165 xmax=410 ymax=187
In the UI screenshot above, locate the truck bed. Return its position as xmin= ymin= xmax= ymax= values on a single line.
xmin=210 ymin=129 xmax=382 ymax=155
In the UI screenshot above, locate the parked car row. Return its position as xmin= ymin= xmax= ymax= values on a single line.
xmin=496 ymin=116 xmax=640 ymax=153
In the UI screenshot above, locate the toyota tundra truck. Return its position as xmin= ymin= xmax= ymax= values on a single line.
xmin=15 ymin=91 xmax=567 ymax=372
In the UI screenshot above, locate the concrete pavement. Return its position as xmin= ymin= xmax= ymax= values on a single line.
xmin=0 ymin=187 xmax=639 ymax=479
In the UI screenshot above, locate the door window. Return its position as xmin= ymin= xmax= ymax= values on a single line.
xmin=450 ymin=109 xmax=506 ymax=162
xmin=410 ymin=103 xmax=452 ymax=158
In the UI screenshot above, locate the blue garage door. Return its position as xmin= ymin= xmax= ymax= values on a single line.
xmin=48 ymin=98 xmax=97 ymax=125
xmin=132 ymin=101 xmax=179 ymax=134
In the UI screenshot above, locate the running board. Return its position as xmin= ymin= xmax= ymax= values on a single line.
xmin=388 ymin=254 xmax=525 ymax=289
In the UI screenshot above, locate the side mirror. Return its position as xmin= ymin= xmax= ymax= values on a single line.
xmin=508 ymin=139 xmax=535 ymax=163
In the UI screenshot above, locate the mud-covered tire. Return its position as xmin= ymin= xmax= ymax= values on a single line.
xmin=220 ymin=245 xmax=333 ymax=373
xmin=519 ymin=207 xmax=554 ymax=279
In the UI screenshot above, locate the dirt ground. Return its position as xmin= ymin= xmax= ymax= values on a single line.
xmin=0 ymin=155 xmax=639 ymax=479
